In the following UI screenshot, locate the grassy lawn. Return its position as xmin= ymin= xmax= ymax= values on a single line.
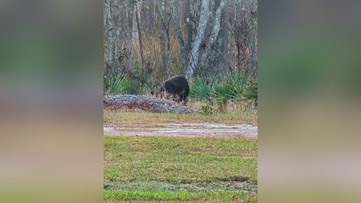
xmin=104 ymin=108 xmax=257 ymax=127
xmin=104 ymin=136 xmax=258 ymax=202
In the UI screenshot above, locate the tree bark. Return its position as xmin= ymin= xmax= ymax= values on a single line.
xmin=185 ymin=0 xmax=195 ymax=74
xmin=104 ymin=0 xmax=114 ymax=77
xmin=198 ymin=0 xmax=226 ymax=71
xmin=185 ymin=0 xmax=211 ymax=81
xmin=115 ymin=28 xmax=122 ymax=74
xmin=171 ymin=0 xmax=190 ymax=73
xmin=227 ymin=26 xmax=235 ymax=72
xmin=237 ymin=44 xmax=241 ymax=71
xmin=135 ymin=3 xmax=145 ymax=75
xmin=157 ymin=0 xmax=171 ymax=79
xmin=171 ymin=0 xmax=184 ymax=50
xmin=123 ymin=1 xmax=133 ymax=75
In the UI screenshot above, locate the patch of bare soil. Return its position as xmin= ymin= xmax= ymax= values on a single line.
xmin=104 ymin=95 xmax=192 ymax=114
xmin=104 ymin=122 xmax=257 ymax=138
xmin=104 ymin=95 xmax=257 ymax=138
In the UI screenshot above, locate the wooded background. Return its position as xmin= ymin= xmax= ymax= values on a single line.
xmin=104 ymin=0 xmax=257 ymax=90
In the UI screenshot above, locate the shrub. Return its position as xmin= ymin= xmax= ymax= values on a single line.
xmin=243 ymin=75 xmax=258 ymax=101
xmin=103 ymin=74 xmax=129 ymax=95
xmin=190 ymin=71 xmax=258 ymax=106
xmin=213 ymin=72 xmax=258 ymax=101
xmin=190 ymin=77 xmax=213 ymax=100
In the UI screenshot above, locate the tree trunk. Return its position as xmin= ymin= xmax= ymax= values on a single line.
xmin=157 ymin=0 xmax=171 ymax=79
xmin=198 ymin=0 xmax=226 ymax=72
xmin=237 ymin=44 xmax=241 ymax=72
xmin=166 ymin=26 xmax=171 ymax=78
xmin=184 ymin=0 xmax=195 ymax=74
xmin=159 ymin=25 xmax=169 ymax=79
xmin=171 ymin=0 xmax=187 ymax=71
xmin=227 ymin=30 xmax=235 ymax=72
xmin=104 ymin=0 xmax=114 ymax=77
xmin=115 ymin=28 xmax=122 ymax=74
xmin=251 ymin=33 xmax=258 ymax=75
xmin=171 ymin=1 xmax=184 ymax=50
xmin=123 ymin=1 xmax=133 ymax=75
xmin=185 ymin=0 xmax=211 ymax=81
xmin=135 ymin=3 xmax=145 ymax=75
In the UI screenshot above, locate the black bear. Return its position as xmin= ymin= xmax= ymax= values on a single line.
xmin=159 ymin=75 xmax=189 ymax=105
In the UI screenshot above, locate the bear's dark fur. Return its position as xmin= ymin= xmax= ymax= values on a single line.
xmin=160 ymin=75 xmax=189 ymax=105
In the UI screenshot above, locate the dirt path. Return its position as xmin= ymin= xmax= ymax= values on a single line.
xmin=104 ymin=122 xmax=257 ymax=138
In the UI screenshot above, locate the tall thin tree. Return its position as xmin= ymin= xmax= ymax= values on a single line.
xmin=135 ymin=2 xmax=145 ymax=75
xmin=104 ymin=0 xmax=114 ymax=77
xmin=185 ymin=0 xmax=211 ymax=81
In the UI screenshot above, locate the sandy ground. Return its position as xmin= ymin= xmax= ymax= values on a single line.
xmin=104 ymin=122 xmax=257 ymax=138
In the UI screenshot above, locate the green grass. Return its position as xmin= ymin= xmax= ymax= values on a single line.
xmin=104 ymin=136 xmax=258 ymax=202
xmin=104 ymin=108 xmax=257 ymax=126
xmin=104 ymin=189 xmax=257 ymax=202
xmin=104 ymin=180 xmax=257 ymax=192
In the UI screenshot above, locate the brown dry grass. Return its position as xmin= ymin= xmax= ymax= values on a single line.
xmin=104 ymin=100 xmax=257 ymax=127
